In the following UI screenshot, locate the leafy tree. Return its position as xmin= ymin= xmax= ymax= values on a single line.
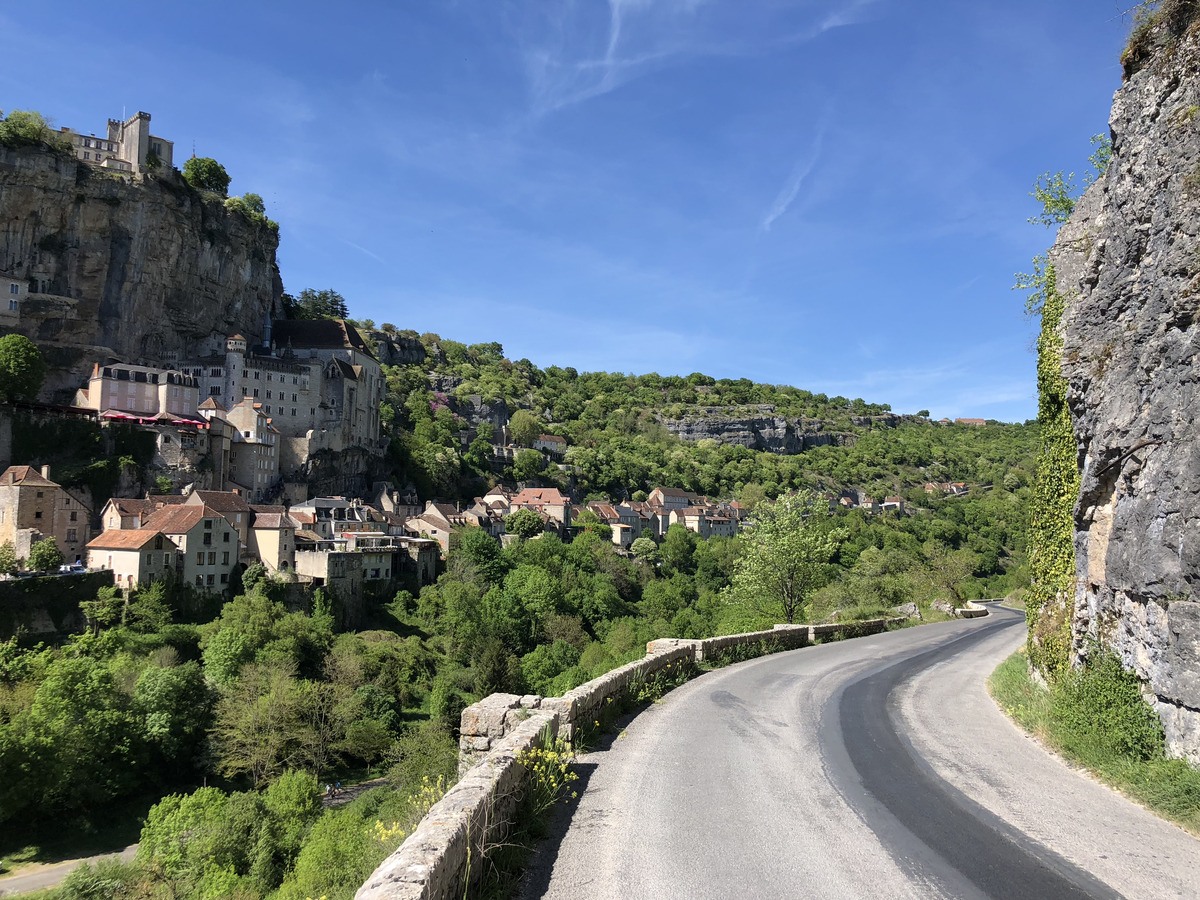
xmin=728 ymin=491 xmax=844 ymax=624
xmin=513 ymin=448 xmax=544 ymax=482
xmin=224 ymin=192 xmax=278 ymax=230
xmin=507 ymin=409 xmax=541 ymax=447
xmin=28 ymin=537 xmax=63 ymax=571
xmin=0 ymin=334 xmax=47 ymax=401
xmin=182 ymin=156 xmax=231 ymax=193
xmin=630 ymin=536 xmax=660 ymax=564
xmin=0 ymin=541 xmax=16 ymax=575
xmin=210 ymin=661 xmax=303 ymax=787
xmin=505 ymin=507 xmax=545 ymax=541
xmin=914 ymin=541 xmax=979 ymax=607
xmin=291 ymin=288 xmax=349 ymax=320
xmin=0 ymin=110 xmax=57 ymax=148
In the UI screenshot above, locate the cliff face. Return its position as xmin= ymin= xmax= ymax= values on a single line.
xmin=0 ymin=145 xmax=282 ymax=399
xmin=1052 ymin=13 xmax=1200 ymax=762
xmin=659 ymin=407 xmax=908 ymax=453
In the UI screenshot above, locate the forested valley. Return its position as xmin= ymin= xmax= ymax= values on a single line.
xmin=0 ymin=330 xmax=1037 ymax=899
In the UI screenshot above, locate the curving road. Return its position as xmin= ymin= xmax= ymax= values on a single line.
xmin=520 ymin=608 xmax=1200 ymax=900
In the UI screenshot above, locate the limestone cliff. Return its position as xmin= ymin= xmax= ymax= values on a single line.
xmin=1050 ymin=7 xmax=1200 ymax=762
xmin=658 ymin=408 xmax=910 ymax=453
xmin=0 ymin=144 xmax=282 ymax=400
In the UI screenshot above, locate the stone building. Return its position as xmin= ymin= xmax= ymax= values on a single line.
xmin=58 ymin=111 xmax=174 ymax=172
xmin=0 ymin=465 xmax=91 ymax=563
xmin=85 ymin=529 xmax=179 ymax=590
xmin=74 ymin=363 xmax=200 ymax=419
xmin=139 ymin=504 xmax=239 ymax=593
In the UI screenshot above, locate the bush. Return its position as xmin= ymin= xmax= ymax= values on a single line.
xmin=1050 ymin=652 xmax=1164 ymax=761
xmin=182 ymin=156 xmax=231 ymax=194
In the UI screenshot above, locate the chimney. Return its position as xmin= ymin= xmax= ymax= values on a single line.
xmin=41 ymin=465 xmax=50 ymax=480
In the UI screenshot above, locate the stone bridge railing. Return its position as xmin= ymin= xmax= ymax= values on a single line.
xmin=355 ymin=614 xmax=933 ymax=900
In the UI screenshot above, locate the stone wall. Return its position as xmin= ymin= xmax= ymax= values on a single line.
xmin=360 ymin=614 xmax=910 ymax=900
xmin=0 ymin=570 xmax=113 ymax=641
xmin=355 ymin=712 xmax=558 ymax=900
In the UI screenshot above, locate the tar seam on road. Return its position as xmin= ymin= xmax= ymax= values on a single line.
xmin=832 ymin=613 xmax=1127 ymax=900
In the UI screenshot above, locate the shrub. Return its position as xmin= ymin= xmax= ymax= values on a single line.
xmin=1050 ymin=652 xmax=1164 ymax=761
xmin=182 ymin=156 xmax=231 ymax=194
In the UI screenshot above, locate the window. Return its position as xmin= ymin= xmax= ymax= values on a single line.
xmin=70 ymin=511 xmax=77 ymax=521
xmin=208 ymin=552 xmax=216 ymax=566
xmin=207 ymin=574 xmax=214 ymax=586
xmin=8 ymin=284 xmax=16 ymax=294
xmin=196 ymin=552 xmax=204 ymax=565
xmin=34 ymin=511 xmax=42 ymax=519
xmin=266 ymin=391 xmax=272 ymax=399
xmin=196 ymin=575 xmax=203 ymax=586
xmin=203 ymin=533 xmax=212 ymax=545
xmin=8 ymin=300 xmax=16 ymax=311
xmin=223 ymin=532 xmax=230 ymax=543
xmin=84 ymin=138 xmax=92 ymax=148
xmin=67 ymin=529 xmax=77 ymax=542
xmin=83 ymin=151 xmax=90 ymax=160
xmin=291 ymin=409 xmax=297 ymax=417
xmin=244 ymin=430 xmax=251 ymax=437
xmin=254 ymin=371 xmax=260 ymax=379
xmin=220 ymin=573 xmax=228 ymax=584
xmin=292 ymin=393 xmax=297 ymax=402
xmin=36 ymin=491 xmax=43 ymax=498
xmin=210 ymin=387 xmax=221 ymax=396
xmin=292 ymin=377 xmax=298 ymax=384
xmin=164 ymin=553 xmax=171 ymax=565
xmin=267 ymin=373 xmax=272 ymax=381
xmin=145 ymin=553 xmax=152 ymax=565
xmin=222 ymin=551 xmax=229 ymax=565
xmin=253 ymin=388 xmax=259 ymax=397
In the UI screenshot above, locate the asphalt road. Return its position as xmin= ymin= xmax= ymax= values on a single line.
xmin=520 ymin=608 xmax=1200 ymax=900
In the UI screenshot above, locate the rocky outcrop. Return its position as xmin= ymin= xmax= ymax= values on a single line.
xmin=658 ymin=406 xmax=857 ymax=453
xmin=1052 ymin=11 xmax=1200 ymax=762
xmin=366 ymin=331 xmax=426 ymax=366
xmin=0 ymin=145 xmax=282 ymax=400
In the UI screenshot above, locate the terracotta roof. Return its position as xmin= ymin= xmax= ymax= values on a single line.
xmin=252 ymin=513 xmax=298 ymax=530
xmin=511 ymin=487 xmax=568 ymax=506
xmin=0 ymin=466 xmax=56 ymax=487
xmin=142 ymin=504 xmax=221 ymax=535
xmin=229 ymin=333 xmax=247 ymax=341
xmin=86 ymin=530 xmax=162 ymax=550
xmin=272 ymin=319 xmax=375 ymax=359
xmin=188 ymin=491 xmax=251 ymax=514
xmin=198 ymin=397 xmax=226 ymax=411
xmin=109 ymin=497 xmax=151 ymax=515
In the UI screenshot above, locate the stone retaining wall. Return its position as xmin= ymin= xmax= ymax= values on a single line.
xmin=359 ymin=613 xmax=950 ymax=900
xmin=356 ymin=711 xmax=558 ymax=900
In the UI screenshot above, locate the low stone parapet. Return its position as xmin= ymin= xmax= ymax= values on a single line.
xmin=357 ymin=711 xmax=558 ymax=900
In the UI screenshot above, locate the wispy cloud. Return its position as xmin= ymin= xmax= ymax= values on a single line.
xmin=761 ymin=125 xmax=825 ymax=231
xmin=516 ymin=0 xmax=880 ymax=117
xmin=343 ymin=240 xmax=388 ymax=266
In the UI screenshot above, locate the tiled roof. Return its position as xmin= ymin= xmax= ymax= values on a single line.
xmin=198 ymin=397 xmax=226 ymax=411
xmin=252 ymin=513 xmax=298 ymax=530
xmin=142 ymin=504 xmax=221 ymax=535
xmin=272 ymin=319 xmax=375 ymax=358
xmin=86 ymin=529 xmax=162 ymax=550
xmin=0 ymin=465 xmax=56 ymax=487
xmin=511 ymin=487 xmax=568 ymax=506
xmin=189 ymin=491 xmax=251 ymax=514
xmin=110 ymin=497 xmax=151 ymax=515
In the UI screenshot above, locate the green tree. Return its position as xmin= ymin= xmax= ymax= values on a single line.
xmin=0 ymin=541 xmax=16 ymax=575
xmin=28 ymin=537 xmax=63 ymax=571
xmin=507 ymin=410 xmax=541 ymax=447
xmin=291 ymin=288 xmax=349 ymax=320
xmin=0 ymin=334 xmax=47 ymax=401
xmin=728 ymin=491 xmax=844 ymax=624
xmin=0 ymin=110 xmax=54 ymax=148
xmin=630 ymin=536 xmax=660 ymax=565
xmin=505 ymin=507 xmax=545 ymax=541
xmin=210 ymin=661 xmax=303 ymax=787
xmin=513 ymin=448 xmax=545 ymax=482
xmin=182 ymin=156 xmax=231 ymax=193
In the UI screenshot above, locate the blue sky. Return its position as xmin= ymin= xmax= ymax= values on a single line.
xmin=2 ymin=1 xmax=1132 ymax=421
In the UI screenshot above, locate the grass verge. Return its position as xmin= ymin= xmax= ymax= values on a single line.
xmin=989 ymin=650 xmax=1200 ymax=834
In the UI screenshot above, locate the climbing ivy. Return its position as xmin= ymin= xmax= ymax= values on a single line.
xmin=1026 ymin=264 xmax=1079 ymax=678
